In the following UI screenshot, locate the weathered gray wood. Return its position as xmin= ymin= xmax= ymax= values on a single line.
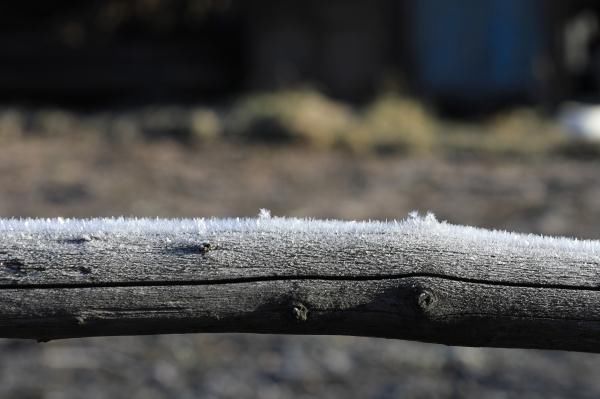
xmin=1 ymin=214 xmax=600 ymax=351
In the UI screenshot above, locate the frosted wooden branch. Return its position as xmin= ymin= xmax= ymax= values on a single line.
xmin=1 ymin=213 xmax=600 ymax=352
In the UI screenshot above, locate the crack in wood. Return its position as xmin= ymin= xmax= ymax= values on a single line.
xmin=0 ymin=272 xmax=599 ymax=292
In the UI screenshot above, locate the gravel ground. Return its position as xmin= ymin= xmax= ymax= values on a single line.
xmin=1 ymin=137 xmax=600 ymax=398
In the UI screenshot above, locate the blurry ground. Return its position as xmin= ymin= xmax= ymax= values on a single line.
xmin=1 ymin=110 xmax=600 ymax=398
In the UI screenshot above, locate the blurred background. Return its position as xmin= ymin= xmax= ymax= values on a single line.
xmin=3 ymin=0 xmax=600 ymax=398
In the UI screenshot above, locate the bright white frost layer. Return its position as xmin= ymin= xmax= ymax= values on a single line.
xmin=0 ymin=210 xmax=599 ymax=255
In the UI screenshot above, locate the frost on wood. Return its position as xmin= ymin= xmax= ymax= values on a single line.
xmin=0 ymin=210 xmax=598 ymax=287
xmin=0 ymin=211 xmax=599 ymax=254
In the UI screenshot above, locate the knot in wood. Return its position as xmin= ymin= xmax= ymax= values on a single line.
xmin=417 ymin=290 xmax=436 ymax=311
xmin=78 ymin=265 xmax=92 ymax=275
xmin=2 ymin=258 xmax=25 ymax=275
xmin=199 ymin=242 xmax=212 ymax=255
xmin=292 ymin=303 xmax=308 ymax=322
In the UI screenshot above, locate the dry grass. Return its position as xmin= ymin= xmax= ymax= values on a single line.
xmin=226 ymin=89 xmax=357 ymax=148
xmin=226 ymin=90 xmax=437 ymax=154
xmin=441 ymin=108 xmax=568 ymax=158
xmin=348 ymin=94 xmax=437 ymax=154
xmin=0 ymin=88 xmax=585 ymax=158
xmin=226 ymin=89 xmax=570 ymax=157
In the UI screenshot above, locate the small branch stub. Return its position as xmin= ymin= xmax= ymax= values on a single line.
xmin=292 ymin=303 xmax=309 ymax=322
xmin=199 ymin=242 xmax=212 ymax=255
xmin=417 ymin=290 xmax=435 ymax=311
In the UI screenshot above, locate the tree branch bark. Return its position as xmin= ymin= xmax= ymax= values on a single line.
xmin=0 ymin=214 xmax=600 ymax=352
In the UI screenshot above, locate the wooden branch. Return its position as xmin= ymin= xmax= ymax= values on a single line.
xmin=1 ymin=213 xmax=600 ymax=352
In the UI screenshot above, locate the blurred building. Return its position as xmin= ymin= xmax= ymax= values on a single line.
xmin=409 ymin=0 xmax=545 ymax=112
xmin=0 ymin=0 xmax=599 ymax=111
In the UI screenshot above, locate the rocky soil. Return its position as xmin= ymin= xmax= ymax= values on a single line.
xmin=1 ymin=137 xmax=600 ymax=398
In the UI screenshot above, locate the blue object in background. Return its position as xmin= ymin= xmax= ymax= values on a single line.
xmin=412 ymin=0 xmax=544 ymax=105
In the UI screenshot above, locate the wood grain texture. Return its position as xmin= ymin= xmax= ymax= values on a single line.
xmin=1 ymin=215 xmax=600 ymax=351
